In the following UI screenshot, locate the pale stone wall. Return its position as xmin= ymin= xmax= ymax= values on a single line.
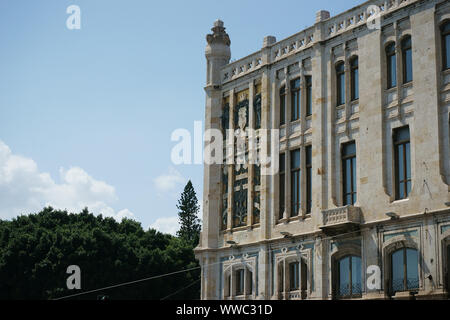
xmin=195 ymin=0 xmax=450 ymax=300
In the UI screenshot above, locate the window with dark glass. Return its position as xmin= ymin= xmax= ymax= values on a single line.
xmin=336 ymin=62 xmax=345 ymax=106
xmin=306 ymin=146 xmax=312 ymax=214
xmin=390 ymin=248 xmax=419 ymax=294
xmin=306 ymin=76 xmax=312 ymax=116
xmin=350 ymin=57 xmax=359 ymax=101
xmin=386 ymin=42 xmax=397 ymax=89
xmin=402 ymin=36 xmax=413 ymax=84
xmin=394 ymin=126 xmax=411 ymax=200
xmin=280 ymin=86 xmax=286 ymax=126
xmin=342 ymin=142 xmax=357 ymax=206
xmin=442 ymin=21 xmax=450 ymax=70
xmin=291 ymin=79 xmax=301 ymax=121
xmin=226 ymin=275 xmax=231 ymax=297
xmin=289 ymin=262 xmax=300 ymax=291
xmin=291 ymin=149 xmax=301 ymax=217
xmin=446 ymin=245 xmax=450 ymax=292
xmin=236 ymin=269 xmax=245 ymax=296
xmin=337 ymin=255 xmax=362 ymax=298
xmin=279 ymin=153 xmax=286 ymax=220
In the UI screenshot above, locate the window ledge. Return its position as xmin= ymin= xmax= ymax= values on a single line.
xmin=386 ymin=86 xmax=397 ymax=93
xmin=391 ymin=198 xmax=409 ymax=205
xmin=402 ymin=82 xmax=413 ymax=89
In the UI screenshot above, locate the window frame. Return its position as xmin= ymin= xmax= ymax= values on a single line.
xmin=401 ymin=36 xmax=413 ymax=84
xmin=280 ymin=86 xmax=286 ymax=126
xmin=305 ymin=145 xmax=312 ymax=214
xmin=305 ymin=76 xmax=312 ymax=117
xmin=441 ymin=21 xmax=450 ymax=71
xmin=279 ymin=153 xmax=286 ymax=220
xmin=290 ymin=149 xmax=301 ymax=217
xmin=342 ymin=141 xmax=357 ymax=206
xmin=350 ymin=57 xmax=359 ymax=101
xmin=394 ymin=126 xmax=411 ymax=200
xmin=235 ymin=269 xmax=245 ymax=296
xmin=336 ymin=62 xmax=346 ymax=106
xmin=386 ymin=42 xmax=397 ymax=89
xmin=291 ymin=79 xmax=301 ymax=122
xmin=336 ymin=255 xmax=362 ymax=299
xmin=289 ymin=261 xmax=300 ymax=291
xmin=390 ymin=248 xmax=419 ymax=294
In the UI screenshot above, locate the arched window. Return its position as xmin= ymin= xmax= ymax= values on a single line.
xmin=336 ymin=255 xmax=362 ymax=298
xmin=336 ymin=62 xmax=345 ymax=106
xmin=402 ymin=36 xmax=413 ymax=83
xmin=390 ymin=248 xmax=419 ymax=294
xmin=280 ymin=86 xmax=286 ymax=126
xmin=441 ymin=21 xmax=450 ymax=70
xmin=350 ymin=57 xmax=359 ymax=101
xmin=386 ymin=42 xmax=397 ymax=89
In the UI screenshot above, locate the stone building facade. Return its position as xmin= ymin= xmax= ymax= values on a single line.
xmin=194 ymin=0 xmax=450 ymax=300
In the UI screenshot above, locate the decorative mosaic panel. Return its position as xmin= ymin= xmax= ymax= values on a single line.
xmin=253 ymin=164 xmax=261 ymax=224
xmin=233 ymin=178 xmax=248 ymax=227
xmin=221 ymin=165 xmax=228 ymax=230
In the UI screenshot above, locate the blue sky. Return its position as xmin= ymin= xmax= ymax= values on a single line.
xmin=0 ymin=0 xmax=361 ymax=233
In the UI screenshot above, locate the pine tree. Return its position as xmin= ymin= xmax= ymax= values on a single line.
xmin=177 ymin=180 xmax=201 ymax=245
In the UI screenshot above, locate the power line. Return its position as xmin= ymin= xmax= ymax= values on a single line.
xmin=54 ymin=265 xmax=201 ymax=300
xmin=54 ymin=228 xmax=362 ymax=300
xmin=160 ymin=278 xmax=201 ymax=301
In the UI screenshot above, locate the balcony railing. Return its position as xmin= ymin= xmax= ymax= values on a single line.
xmin=321 ymin=206 xmax=362 ymax=234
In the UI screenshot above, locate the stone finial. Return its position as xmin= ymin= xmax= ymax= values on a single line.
xmin=316 ymin=10 xmax=331 ymax=23
xmin=206 ymin=19 xmax=231 ymax=46
xmin=263 ymin=36 xmax=276 ymax=48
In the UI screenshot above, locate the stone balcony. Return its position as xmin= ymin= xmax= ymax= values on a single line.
xmin=320 ymin=205 xmax=362 ymax=236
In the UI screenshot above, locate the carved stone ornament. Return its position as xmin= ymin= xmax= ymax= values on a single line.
xmin=206 ymin=20 xmax=231 ymax=46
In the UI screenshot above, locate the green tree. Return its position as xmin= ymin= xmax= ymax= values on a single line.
xmin=0 ymin=207 xmax=200 ymax=300
xmin=176 ymin=181 xmax=201 ymax=246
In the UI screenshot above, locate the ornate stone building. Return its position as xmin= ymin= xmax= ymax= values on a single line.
xmin=195 ymin=0 xmax=450 ymax=300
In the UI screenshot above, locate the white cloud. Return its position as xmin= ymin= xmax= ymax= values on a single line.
xmin=149 ymin=216 xmax=179 ymax=236
xmin=153 ymin=167 xmax=185 ymax=194
xmin=0 ymin=140 xmax=134 ymax=221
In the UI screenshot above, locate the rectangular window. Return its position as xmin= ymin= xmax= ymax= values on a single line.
xmin=336 ymin=63 xmax=345 ymax=106
xmin=291 ymin=79 xmax=301 ymax=121
xmin=394 ymin=126 xmax=411 ymax=200
xmin=442 ymin=22 xmax=450 ymax=70
xmin=289 ymin=262 xmax=300 ymax=291
xmin=236 ymin=269 xmax=245 ymax=296
xmin=291 ymin=149 xmax=301 ymax=217
xmin=445 ymin=33 xmax=450 ymax=70
xmin=280 ymin=87 xmax=286 ymax=126
xmin=279 ymin=153 xmax=286 ymax=220
xmin=342 ymin=141 xmax=357 ymax=206
xmin=402 ymin=37 xmax=413 ymax=84
xmin=351 ymin=57 xmax=359 ymax=101
xmin=306 ymin=76 xmax=312 ymax=116
xmin=306 ymin=146 xmax=312 ymax=214
xmin=386 ymin=43 xmax=397 ymax=89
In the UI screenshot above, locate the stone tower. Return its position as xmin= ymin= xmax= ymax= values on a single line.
xmin=197 ymin=20 xmax=231 ymax=299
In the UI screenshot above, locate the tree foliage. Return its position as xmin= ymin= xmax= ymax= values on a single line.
xmin=176 ymin=181 xmax=201 ymax=246
xmin=0 ymin=207 xmax=200 ymax=300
